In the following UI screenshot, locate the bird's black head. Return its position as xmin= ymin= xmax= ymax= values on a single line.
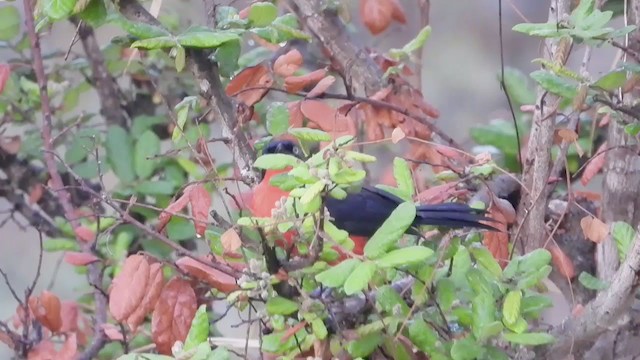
xmin=262 ymin=139 xmax=313 ymax=160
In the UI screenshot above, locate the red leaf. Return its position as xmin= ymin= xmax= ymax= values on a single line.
xmin=151 ymin=278 xmax=198 ymax=355
xmin=300 ymin=100 xmax=357 ymax=139
xmin=187 ymin=183 xmax=211 ymax=237
xmin=74 ymin=226 xmax=95 ymax=243
xmin=27 ymin=340 xmax=57 ymax=360
xmin=280 ymin=321 xmax=307 ymax=344
xmin=157 ymin=191 xmax=190 ymax=232
xmin=580 ymin=142 xmax=607 ymax=186
xmin=360 ymin=0 xmax=394 ymax=35
xmin=0 ymin=330 xmax=14 ymax=350
xmin=176 ymin=256 xmax=239 ymax=294
xmin=0 ymin=64 xmax=10 ymax=95
xmin=482 ymin=205 xmax=509 ymax=268
xmin=306 ymin=76 xmax=336 ymax=98
xmin=225 ymin=64 xmax=273 ymax=106
xmin=101 ymin=323 xmax=124 ymax=341
xmin=389 ymin=0 xmax=407 ymax=23
xmin=547 ymin=243 xmax=576 ymax=279
xmin=284 ymin=69 xmax=327 ymax=93
xmin=28 ymin=183 xmax=44 ymax=204
xmin=28 ymin=291 xmax=62 ymax=333
xmin=288 ymin=101 xmax=304 ymax=128
xmin=108 ymin=254 xmax=150 ymax=322
xmin=63 ymin=251 xmax=100 ymax=266
xmin=59 ymin=301 xmax=79 ymax=333
xmin=126 ymin=262 xmax=165 ymax=332
xmin=57 ymin=333 xmax=77 ymax=360
xmin=273 ymin=49 xmax=303 ymax=77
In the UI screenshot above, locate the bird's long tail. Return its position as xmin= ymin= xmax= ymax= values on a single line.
xmin=414 ymin=203 xmax=500 ymax=231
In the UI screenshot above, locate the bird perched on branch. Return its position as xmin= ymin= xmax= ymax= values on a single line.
xmin=247 ymin=139 xmax=499 ymax=259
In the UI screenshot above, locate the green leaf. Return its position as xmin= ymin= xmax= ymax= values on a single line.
xmin=376 ymin=285 xmax=410 ymax=316
xmin=266 ymin=296 xmax=299 ymax=315
xmin=612 ymin=221 xmax=635 ymax=261
xmin=254 ymin=154 xmax=301 ymax=170
xmin=347 ymin=332 xmax=383 ymax=358
xmin=131 ymin=36 xmax=176 ymax=50
xmin=43 ymin=238 xmax=79 ymax=252
xmin=516 ymin=265 xmax=552 ymax=290
xmin=593 ymin=70 xmax=626 ymax=91
xmin=44 ymin=0 xmax=77 ymax=20
xmin=176 ymin=30 xmax=241 ymax=48
xmin=408 ymin=318 xmax=440 ymax=353
xmin=300 ymin=180 xmax=325 ymax=205
xmin=469 ymin=245 xmax=502 ymax=278
xmin=393 ymin=157 xmax=414 ymax=200
xmin=288 ymin=127 xmax=332 ymax=142
xmin=65 ymin=129 xmax=99 ymax=165
xmin=501 ymin=67 xmax=535 ymax=105
xmin=470 ymin=119 xmax=519 ymax=157
xmin=472 ymin=292 xmax=496 ymax=339
xmin=167 ymin=217 xmax=196 ymax=241
xmin=503 ymin=248 xmax=551 ymax=279
xmin=343 ymin=261 xmax=377 ymax=295
xmin=478 ymin=321 xmax=504 ymax=341
xmin=135 ymin=180 xmax=175 ymax=196
xmin=174 ymin=45 xmax=186 ymax=72
xmin=402 ymin=25 xmax=431 ymax=53
xmin=311 ymin=318 xmax=328 ymax=340
xmin=503 ymin=332 xmax=555 ymax=345
xmin=315 ymin=258 xmax=361 ymax=288
xmin=248 ymin=2 xmax=278 ymax=27
xmin=0 ymin=5 xmax=20 ymax=41
xmin=106 ymin=125 xmax=136 ymax=183
xmin=330 ymin=168 xmax=366 ymax=185
xmin=512 ymin=22 xmax=563 ymax=37
xmin=530 ymin=70 xmax=578 ymax=99
xmin=578 ymin=271 xmax=608 ymax=291
xmin=215 ymin=40 xmax=241 ymax=77
xmin=76 ymin=0 xmax=107 ymax=27
xmin=466 ymin=268 xmax=495 ymax=296
xmin=134 ymin=130 xmax=160 ymax=180
xmin=131 ymin=115 xmax=166 ymax=138
xmin=363 ymin=202 xmax=417 ymax=259
xmin=266 ymin=102 xmax=290 ymax=136
xmin=183 ymin=305 xmax=209 ymax=351
xmin=344 ymin=151 xmax=376 ymax=163
xmin=209 ymin=346 xmax=232 ymax=360
xmin=451 ymin=337 xmax=485 ymax=360
xmin=117 ymin=354 xmax=174 ymax=360
xmin=625 ymin=123 xmax=640 ymax=137
xmin=110 ymin=15 xmax=171 ymax=38
xmin=375 ymin=246 xmax=434 ymax=268
xmin=436 ymin=278 xmax=456 ymax=310
xmin=502 ymin=290 xmax=522 ymax=326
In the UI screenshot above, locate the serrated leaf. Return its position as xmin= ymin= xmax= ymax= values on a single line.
xmin=288 ymin=127 xmax=332 ymax=142
xmin=503 ymin=332 xmax=555 ymax=345
xmin=375 ymin=246 xmax=434 ymax=268
xmin=502 ymin=290 xmax=522 ymax=326
xmin=578 ymin=271 xmax=608 ymax=290
xmin=393 ymin=157 xmax=414 ymax=200
xmin=315 ymin=258 xmax=361 ymax=288
xmin=266 ymin=296 xmax=299 ymax=315
xmin=266 ymin=102 xmax=290 ymax=136
xmin=248 ymin=2 xmax=278 ymax=27
xmin=134 ymin=130 xmax=160 ymax=179
xmin=183 ymin=305 xmax=209 ymax=351
xmin=176 ymin=30 xmax=241 ymax=48
xmin=106 ymin=125 xmax=136 ymax=183
xmin=0 ymin=6 xmax=20 ymax=41
xmin=254 ymin=154 xmax=301 ymax=169
xmin=343 ymin=261 xmax=377 ymax=295
xmin=612 ymin=221 xmax=635 ymax=261
xmin=363 ymin=202 xmax=416 ymax=259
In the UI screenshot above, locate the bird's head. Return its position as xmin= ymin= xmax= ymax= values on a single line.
xmin=263 ymin=139 xmax=304 ymax=158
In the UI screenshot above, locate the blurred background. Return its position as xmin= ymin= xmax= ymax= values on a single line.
xmin=0 ymin=0 xmax=619 ymax=357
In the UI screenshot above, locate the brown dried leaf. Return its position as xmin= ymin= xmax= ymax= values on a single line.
xmin=391 ymin=127 xmax=406 ymax=144
xmin=482 ymin=205 xmax=509 ymax=268
xmin=74 ymin=226 xmax=95 ymax=243
xmin=57 ymin=333 xmax=77 ymax=360
xmin=0 ymin=136 xmax=21 ymax=154
xmin=225 ymin=64 xmax=273 ymax=106
xmin=581 ymin=142 xmax=607 ymax=186
xmin=151 ymin=278 xmax=197 ymax=355
xmin=389 ymin=0 xmax=407 ymax=23
xmin=176 ymin=256 xmax=239 ymax=293
xmin=547 ymin=243 xmax=576 ymax=279
xmin=101 ymin=323 xmax=124 ymax=341
xmin=300 ymin=100 xmax=357 ymax=139
xmin=414 ymin=183 xmax=461 ymax=204
xmin=63 ymin=251 xmax=100 ymax=266
xmin=221 ymin=228 xmax=242 ymax=254
xmin=284 ymin=69 xmax=327 ymax=93
xmin=0 ymin=64 xmax=9 ymax=95
xmin=0 ymin=331 xmax=14 ymax=350
xmin=360 ymin=0 xmax=393 ymax=35
xmin=280 ymin=321 xmax=307 ymax=344
xmin=28 ymin=291 xmax=62 ymax=333
xmin=157 ymin=191 xmax=190 ymax=232
xmin=187 ymin=183 xmax=211 ymax=237
xmin=126 ymin=262 xmax=165 ymax=332
xmin=59 ymin=301 xmax=79 ymax=333
xmin=306 ymin=76 xmax=336 ymax=98
xmin=288 ymin=101 xmax=304 ymax=128
xmin=370 ymin=86 xmax=393 ymax=101
xmin=27 ymin=340 xmax=57 ymax=360
xmin=108 ymin=254 xmax=150 ymax=322
xmin=273 ymin=49 xmax=303 ymax=77
xmin=580 ymin=216 xmax=609 ymax=243
xmin=556 ymin=128 xmax=579 ymax=143
xmin=28 ymin=184 xmax=44 ymax=205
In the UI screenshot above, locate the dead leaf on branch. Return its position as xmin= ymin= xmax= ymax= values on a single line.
xmin=74 ymin=226 xmax=95 ymax=243
xmin=59 ymin=301 xmax=79 ymax=334
xmin=225 ymin=63 xmax=274 ymax=106
xmin=284 ymin=69 xmax=327 ymax=93
xmin=108 ymin=254 xmax=150 ymax=322
xmin=273 ymin=49 xmax=303 ymax=77
xmin=157 ymin=183 xmax=212 ymax=238
xmin=581 ymin=142 xmax=607 ymax=186
xmin=63 ymin=252 xmax=100 ymax=266
xmin=547 ymin=243 xmax=576 ymax=279
xmin=299 ymin=100 xmax=358 ymax=140
xmin=415 ymin=183 xmax=468 ymax=205
xmin=221 ymin=227 xmax=242 ymax=254
xmin=101 ymin=323 xmax=124 ymax=341
xmin=176 ymin=256 xmax=239 ymax=294
xmin=360 ymin=0 xmax=395 ymax=35
xmin=126 ymin=262 xmax=165 ymax=332
xmin=482 ymin=204 xmax=510 ymax=268
xmin=151 ymin=277 xmax=197 ymax=355
xmin=306 ymin=76 xmax=336 ymax=98
xmin=28 ymin=291 xmax=62 ymax=333
xmin=580 ymin=216 xmax=609 ymax=243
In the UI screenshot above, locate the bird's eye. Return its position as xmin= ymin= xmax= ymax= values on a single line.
xmin=292 ymin=146 xmax=301 ymax=156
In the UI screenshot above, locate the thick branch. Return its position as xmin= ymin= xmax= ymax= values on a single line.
xmin=514 ymin=0 xmax=572 ymax=253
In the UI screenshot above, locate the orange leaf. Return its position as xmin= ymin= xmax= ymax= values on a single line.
xmin=101 ymin=323 xmax=124 ymax=341
xmin=63 ymin=252 xmax=100 ymax=266
xmin=360 ymin=0 xmax=393 ymax=35
xmin=151 ymin=278 xmax=198 ymax=355
xmin=59 ymin=301 xmax=79 ymax=333
xmin=300 ymin=100 xmax=357 ymax=139
xmin=225 ymin=64 xmax=273 ymax=106
xmin=288 ymin=101 xmax=304 ymax=128
xmin=580 ymin=142 xmax=607 ymax=186
xmin=370 ymin=86 xmax=393 ymax=101
xmin=555 ymin=128 xmax=578 ymax=143
xmin=176 ymin=256 xmax=239 ymax=294
xmin=57 ymin=333 xmax=77 ymax=360
xmin=157 ymin=191 xmax=190 ymax=232
xmin=28 ymin=291 xmax=62 ymax=333
xmin=280 ymin=321 xmax=307 ymax=344
xmin=547 ymin=243 xmax=576 ymax=279
xmin=391 ymin=127 xmax=406 ymax=144
xmin=306 ymin=76 xmax=336 ymax=98
xmin=273 ymin=49 xmax=303 ymax=77
xmin=221 ymin=228 xmax=242 ymax=254
xmin=27 ymin=340 xmax=57 ymax=360
xmin=187 ymin=183 xmax=211 ymax=237
xmin=482 ymin=205 xmax=509 ymax=268
xmin=28 ymin=183 xmax=44 ymax=205
xmin=0 ymin=64 xmax=9 ymax=95
xmin=414 ymin=183 xmax=460 ymax=204
xmin=126 ymin=262 xmax=165 ymax=332
xmin=580 ymin=216 xmax=609 ymax=243
xmin=74 ymin=226 xmax=95 ymax=243
xmin=284 ymin=69 xmax=327 ymax=93
xmin=108 ymin=254 xmax=150 ymax=322
xmin=389 ymin=0 xmax=407 ymax=23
